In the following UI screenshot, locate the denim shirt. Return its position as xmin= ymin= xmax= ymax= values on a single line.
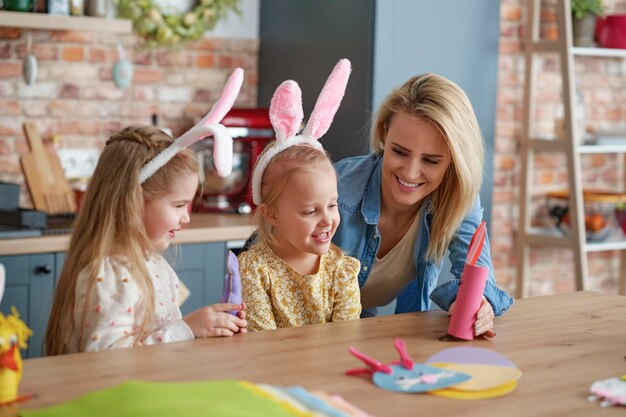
xmin=333 ymin=154 xmax=514 ymax=317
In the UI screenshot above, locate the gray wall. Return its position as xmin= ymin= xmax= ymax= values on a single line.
xmin=373 ymin=0 xmax=500 ymax=228
xmin=258 ymin=0 xmax=375 ymax=161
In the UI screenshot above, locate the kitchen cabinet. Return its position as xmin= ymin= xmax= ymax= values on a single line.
xmin=0 ymin=242 xmax=230 ymax=358
xmin=166 ymin=242 xmax=228 ymax=315
xmin=0 ymin=253 xmax=57 ymax=358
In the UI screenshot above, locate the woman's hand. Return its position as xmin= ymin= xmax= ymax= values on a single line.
xmin=449 ymin=296 xmax=495 ymax=338
xmin=183 ymin=303 xmax=247 ymax=337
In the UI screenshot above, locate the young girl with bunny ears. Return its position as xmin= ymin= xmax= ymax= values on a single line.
xmin=44 ymin=69 xmax=247 ymax=355
xmin=238 ymin=59 xmax=362 ymax=332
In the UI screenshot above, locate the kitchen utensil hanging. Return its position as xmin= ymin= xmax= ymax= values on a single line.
xmin=22 ymin=32 xmax=37 ymax=85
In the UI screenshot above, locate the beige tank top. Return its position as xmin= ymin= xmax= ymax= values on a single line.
xmin=360 ymin=213 xmax=420 ymax=309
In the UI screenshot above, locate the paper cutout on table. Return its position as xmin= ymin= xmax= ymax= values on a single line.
xmin=18 ymin=380 xmax=376 ymax=417
xmin=429 ymin=380 xmax=518 ymax=400
xmin=425 ymin=346 xmax=516 ymax=368
xmin=428 ymin=363 xmax=522 ymax=391
xmin=345 ymin=338 xmax=470 ymax=393
xmin=372 ymin=364 xmax=471 ymax=393
xmin=447 ymin=221 xmax=489 ymax=340
xmin=588 ymin=375 xmax=626 ymax=407
xmin=424 ymin=347 xmax=522 ymax=400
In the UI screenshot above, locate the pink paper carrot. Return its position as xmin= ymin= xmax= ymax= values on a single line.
xmin=467 ymin=221 xmax=486 ymax=266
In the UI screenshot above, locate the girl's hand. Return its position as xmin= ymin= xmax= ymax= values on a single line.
xmin=236 ymin=303 xmax=247 ymax=334
xmin=449 ymin=296 xmax=495 ymax=338
xmin=183 ymin=303 xmax=247 ymax=338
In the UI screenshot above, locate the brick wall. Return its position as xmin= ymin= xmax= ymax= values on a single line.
xmin=0 ymin=27 xmax=258 ymax=207
xmin=494 ymin=0 xmax=626 ymax=296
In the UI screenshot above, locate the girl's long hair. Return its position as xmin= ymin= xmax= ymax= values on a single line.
xmin=371 ymin=73 xmax=484 ymax=262
xmin=44 ymin=126 xmax=198 ymax=355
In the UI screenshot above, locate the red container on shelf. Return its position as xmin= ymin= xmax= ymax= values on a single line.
xmin=194 ymin=108 xmax=274 ymax=214
xmin=596 ymin=15 xmax=626 ymax=49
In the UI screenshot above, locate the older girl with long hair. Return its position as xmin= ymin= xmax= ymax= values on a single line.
xmin=45 ymin=126 xmax=246 ymax=355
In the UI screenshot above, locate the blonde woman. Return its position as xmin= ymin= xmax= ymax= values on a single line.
xmin=333 ymin=73 xmax=514 ymax=336
xmin=45 ymin=126 xmax=246 ymax=355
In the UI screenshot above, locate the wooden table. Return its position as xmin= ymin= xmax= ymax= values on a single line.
xmin=3 ymin=291 xmax=625 ymax=416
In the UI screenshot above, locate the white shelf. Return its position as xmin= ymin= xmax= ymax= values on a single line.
xmin=0 ymin=10 xmax=131 ymax=33
xmin=527 ymin=227 xmax=626 ymax=252
xmin=525 ymin=227 xmax=575 ymax=248
xmin=585 ymin=240 xmax=626 ymax=252
xmin=578 ymin=144 xmax=626 ymax=154
xmin=572 ymin=47 xmax=626 ymax=58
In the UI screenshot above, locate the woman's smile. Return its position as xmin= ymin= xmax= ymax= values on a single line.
xmin=395 ymin=174 xmax=425 ymax=191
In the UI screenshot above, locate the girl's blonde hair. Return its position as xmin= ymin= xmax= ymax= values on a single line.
xmin=371 ymin=73 xmax=484 ymax=262
xmin=255 ymin=143 xmax=333 ymax=246
xmin=44 ymin=126 xmax=198 ymax=356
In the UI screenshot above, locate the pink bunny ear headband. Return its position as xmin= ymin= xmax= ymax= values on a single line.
xmin=138 ymin=68 xmax=244 ymax=184
xmin=251 ymin=59 xmax=351 ymax=205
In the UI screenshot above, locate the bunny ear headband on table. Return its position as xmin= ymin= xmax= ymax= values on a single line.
xmin=251 ymin=58 xmax=352 ymax=205
xmin=138 ymin=67 xmax=244 ymax=184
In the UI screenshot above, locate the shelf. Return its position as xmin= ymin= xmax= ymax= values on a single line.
xmin=572 ymin=47 xmax=626 ymax=58
xmin=524 ymin=228 xmax=575 ymax=248
xmin=578 ymin=144 xmax=626 ymax=154
xmin=584 ymin=229 xmax=626 ymax=252
xmin=0 ymin=10 xmax=131 ymax=33
xmin=527 ymin=227 xmax=626 ymax=252
xmin=527 ymin=138 xmax=568 ymax=152
xmin=517 ymin=0 xmax=626 ymax=298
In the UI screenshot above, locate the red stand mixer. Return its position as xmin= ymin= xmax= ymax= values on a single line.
xmin=193 ymin=108 xmax=273 ymax=214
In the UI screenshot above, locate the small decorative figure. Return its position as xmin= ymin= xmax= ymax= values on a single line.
xmin=589 ymin=375 xmax=626 ymax=407
xmin=0 ymin=264 xmax=33 ymax=405
xmin=346 ymin=338 xmax=470 ymax=393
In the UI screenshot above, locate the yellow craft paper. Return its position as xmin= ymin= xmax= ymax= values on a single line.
xmin=432 ymin=363 xmax=522 ymax=391
xmin=429 ymin=380 xmax=518 ymax=400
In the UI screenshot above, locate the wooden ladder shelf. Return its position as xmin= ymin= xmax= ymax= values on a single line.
xmin=516 ymin=0 xmax=626 ymax=298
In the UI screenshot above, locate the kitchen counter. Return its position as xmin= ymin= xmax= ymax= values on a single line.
xmin=0 ymin=213 xmax=256 ymax=256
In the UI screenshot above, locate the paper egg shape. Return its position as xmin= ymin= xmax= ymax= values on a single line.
xmin=22 ymin=54 xmax=37 ymax=85
xmin=425 ymin=346 xmax=516 ymax=368
xmin=113 ymin=59 xmax=133 ymax=89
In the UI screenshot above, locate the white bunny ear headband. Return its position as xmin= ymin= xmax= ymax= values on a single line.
xmin=251 ymin=58 xmax=351 ymax=205
xmin=138 ymin=68 xmax=244 ymax=183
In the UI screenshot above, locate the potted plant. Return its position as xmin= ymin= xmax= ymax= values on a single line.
xmin=571 ymin=0 xmax=606 ymax=47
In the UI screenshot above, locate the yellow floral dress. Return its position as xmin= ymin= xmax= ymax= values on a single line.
xmin=238 ymin=241 xmax=362 ymax=331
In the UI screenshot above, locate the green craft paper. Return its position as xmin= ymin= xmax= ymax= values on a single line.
xmin=19 ymin=380 xmax=301 ymax=417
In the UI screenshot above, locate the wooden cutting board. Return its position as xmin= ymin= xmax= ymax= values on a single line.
xmin=20 ymin=122 xmax=76 ymax=214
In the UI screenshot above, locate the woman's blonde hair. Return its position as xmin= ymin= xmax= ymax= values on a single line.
xmin=371 ymin=73 xmax=484 ymax=262
xmin=255 ymin=143 xmax=333 ymax=247
xmin=45 ymin=126 xmax=198 ymax=356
